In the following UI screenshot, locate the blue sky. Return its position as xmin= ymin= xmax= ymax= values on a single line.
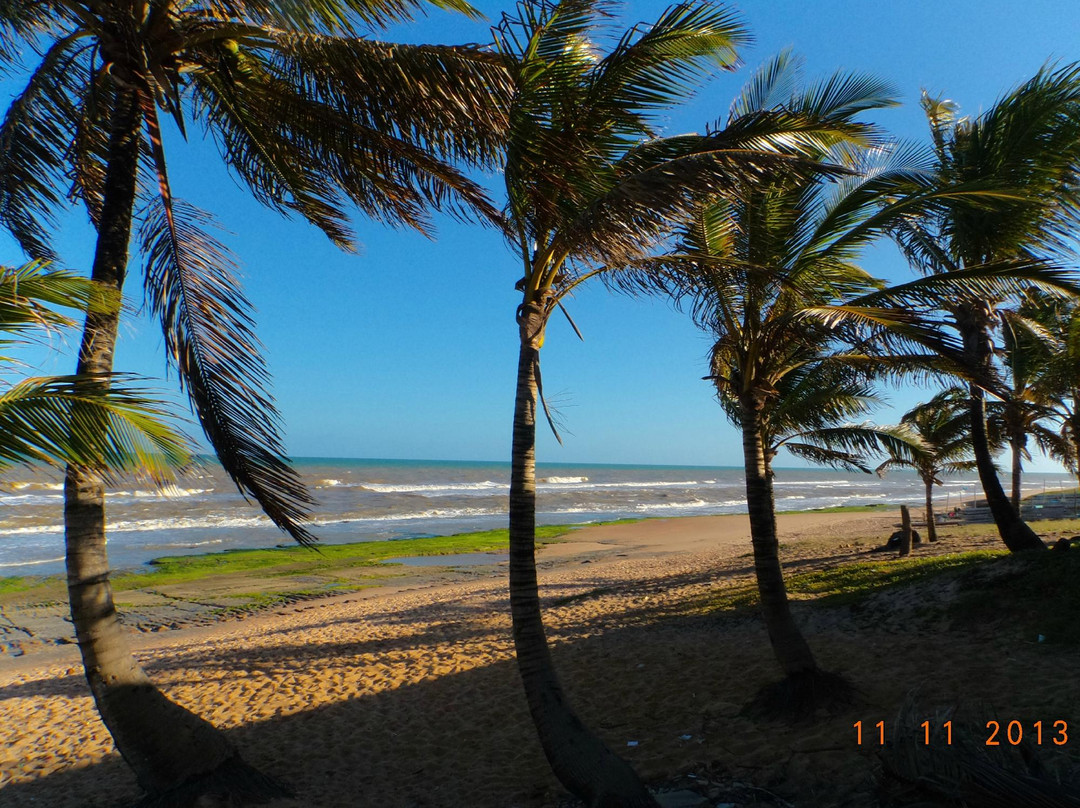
xmin=6 ymin=0 xmax=1080 ymax=469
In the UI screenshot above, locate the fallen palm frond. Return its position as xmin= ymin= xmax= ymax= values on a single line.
xmin=879 ymin=693 xmax=1080 ymax=807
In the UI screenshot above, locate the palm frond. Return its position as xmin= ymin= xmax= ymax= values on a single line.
xmin=213 ymin=0 xmax=483 ymax=36
xmin=260 ymin=32 xmax=511 ymax=168
xmin=191 ymin=43 xmax=501 ymax=240
xmin=851 ymin=258 xmax=1080 ymax=310
xmin=780 ymin=422 xmax=926 ymax=472
xmin=586 ymin=2 xmax=749 ymax=139
xmin=727 ymin=49 xmax=800 ymax=120
xmin=0 ymin=374 xmax=190 ymax=479
xmin=0 ymin=1 xmax=72 ymax=66
xmin=138 ymin=196 xmax=317 ymax=546
xmin=783 ymin=441 xmax=873 ymax=473
xmin=0 ymin=32 xmax=93 ymax=259
xmin=0 ymin=260 xmax=107 ymax=335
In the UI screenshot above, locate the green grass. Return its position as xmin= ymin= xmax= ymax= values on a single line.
xmin=700 ymin=550 xmax=1007 ymax=612
xmin=791 ymin=503 xmax=894 ymax=514
xmin=0 ymin=576 xmax=38 ymax=595
xmin=108 ymin=525 xmax=573 ymax=590
xmin=0 ymin=520 xmax=646 ymax=610
xmin=784 ymin=551 xmax=1006 ymax=606
xmin=698 ymin=545 xmax=1080 ymax=646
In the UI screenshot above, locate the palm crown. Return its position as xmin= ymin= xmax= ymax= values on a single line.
xmin=0 ymin=0 xmax=511 ymax=542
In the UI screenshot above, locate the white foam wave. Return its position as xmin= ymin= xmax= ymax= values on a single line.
xmin=0 ymin=493 xmax=63 ymax=506
xmin=360 ymin=480 xmax=505 ymax=494
xmin=5 ymin=482 xmax=63 ymax=492
xmin=0 ymin=524 xmax=60 ymax=536
xmin=357 ymin=478 xmax=714 ymax=496
xmin=0 ymin=555 xmax=65 ymax=568
xmin=632 ymin=499 xmax=711 ymax=512
xmin=321 ymin=506 xmax=505 ymax=524
xmin=575 ymin=480 xmax=703 ymax=489
xmin=773 ymin=480 xmax=886 ymax=488
xmin=0 ymin=514 xmax=270 ymax=536
xmin=109 ymin=486 xmax=211 ymax=499
xmin=317 ymin=479 xmax=344 ymax=487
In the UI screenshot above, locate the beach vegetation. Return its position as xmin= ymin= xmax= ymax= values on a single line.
xmin=0 ymin=0 xmax=510 ymax=803
xmin=888 ymin=67 xmax=1080 ymax=552
xmin=131 ymin=525 xmax=570 ymax=584
xmin=696 ymin=545 xmax=1080 ymax=651
xmin=0 ymin=574 xmax=39 ymax=596
xmin=696 ymin=550 xmax=1005 ymax=613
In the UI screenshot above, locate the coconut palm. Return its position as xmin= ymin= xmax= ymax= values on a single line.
xmin=876 ymin=388 xmax=979 ymax=543
xmin=761 ymin=359 xmax=921 ymax=480
xmin=0 ymin=260 xmax=188 ymax=473
xmin=890 ymin=67 xmax=1080 ymax=552
xmin=623 ymin=53 xmax=952 ymax=712
xmin=991 ymin=307 xmax=1070 ymax=510
xmin=487 ymin=6 xmax=878 ymax=802
xmin=1017 ymin=295 xmax=1080 ymax=487
xmin=0 ymin=1 xmax=508 ymax=801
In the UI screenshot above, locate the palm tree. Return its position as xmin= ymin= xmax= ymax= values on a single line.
xmin=761 ymin=359 xmax=921 ymax=480
xmin=1032 ymin=297 xmax=1080 ymax=486
xmin=876 ymin=388 xmax=979 ymax=543
xmin=890 ymin=67 xmax=1080 ymax=551
xmin=0 ymin=1 xmax=508 ymax=802
xmin=0 ymin=260 xmax=189 ymax=473
xmin=487 ymin=6 xmax=872 ymax=802
xmin=991 ymin=305 xmax=1070 ymax=510
xmin=627 ymin=54 xmax=947 ymax=712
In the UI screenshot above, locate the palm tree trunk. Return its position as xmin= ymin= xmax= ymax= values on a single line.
xmin=1010 ymin=428 xmax=1024 ymax=512
xmin=1070 ymin=404 xmax=1080 ymax=500
xmin=64 ymin=90 xmax=287 ymax=804
xmin=509 ymin=299 xmax=656 ymax=808
xmin=923 ymin=478 xmax=938 ymax=543
xmin=739 ymin=395 xmax=816 ymax=677
xmin=968 ymin=385 xmax=1044 ymax=551
xmin=956 ymin=304 xmax=1044 ymax=552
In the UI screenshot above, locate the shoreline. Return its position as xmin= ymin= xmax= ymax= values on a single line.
xmin=0 ymin=509 xmax=903 ymax=664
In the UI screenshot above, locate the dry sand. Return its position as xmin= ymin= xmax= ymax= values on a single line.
xmin=1 ymin=511 xmax=1078 ymax=807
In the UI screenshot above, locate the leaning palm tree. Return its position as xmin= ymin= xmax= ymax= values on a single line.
xmin=876 ymin=388 xmax=979 ymax=543
xmin=890 ymin=67 xmax=1080 ymax=551
xmin=626 ymin=54 xmax=946 ymax=712
xmin=0 ymin=260 xmax=189 ymax=473
xmin=487 ymin=6 xmax=876 ymax=803
xmin=0 ymin=1 xmax=508 ymax=802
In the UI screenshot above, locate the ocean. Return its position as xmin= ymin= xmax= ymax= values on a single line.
xmin=1 ymin=458 xmax=1073 ymax=576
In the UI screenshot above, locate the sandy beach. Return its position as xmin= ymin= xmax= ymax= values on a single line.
xmin=2 ymin=510 xmax=1078 ymax=807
